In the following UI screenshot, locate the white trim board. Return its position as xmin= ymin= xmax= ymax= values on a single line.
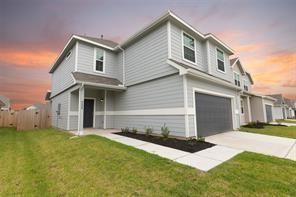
xmin=94 ymin=107 xmax=195 ymax=116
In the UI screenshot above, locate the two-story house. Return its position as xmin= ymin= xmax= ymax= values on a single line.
xmin=49 ymin=11 xmax=275 ymax=138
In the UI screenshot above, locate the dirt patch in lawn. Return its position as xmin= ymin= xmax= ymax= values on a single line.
xmin=114 ymin=132 xmax=215 ymax=153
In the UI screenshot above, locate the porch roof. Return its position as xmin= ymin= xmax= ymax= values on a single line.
xmin=72 ymin=72 xmax=126 ymax=90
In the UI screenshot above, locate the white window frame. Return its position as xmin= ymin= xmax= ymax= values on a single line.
xmin=233 ymin=71 xmax=241 ymax=87
xmin=181 ymin=31 xmax=197 ymax=65
xmin=243 ymin=79 xmax=248 ymax=91
xmin=93 ymin=48 xmax=106 ymax=74
xmin=216 ymin=47 xmax=226 ymax=73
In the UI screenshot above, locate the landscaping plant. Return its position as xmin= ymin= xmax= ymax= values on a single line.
xmin=132 ymin=127 xmax=138 ymax=134
xmin=121 ymin=127 xmax=130 ymax=133
xmin=144 ymin=126 xmax=153 ymax=136
xmin=161 ymin=123 xmax=170 ymax=139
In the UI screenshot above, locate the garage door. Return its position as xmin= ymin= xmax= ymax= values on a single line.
xmin=265 ymin=105 xmax=273 ymax=122
xmin=195 ymin=93 xmax=233 ymax=137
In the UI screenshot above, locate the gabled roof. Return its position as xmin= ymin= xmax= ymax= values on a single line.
xmin=267 ymin=94 xmax=284 ymax=105
xmin=246 ymin=72 xmax=254 ymax=85
xmin=49 ymin=10 xmax=235 ymax=73
xmin=49 ymin=35 xmax=118 ymax=73
xmin=230 ymin=58 xmax=245 ymax=74
xmin=77 ymin=35 xmax=118 ymax=48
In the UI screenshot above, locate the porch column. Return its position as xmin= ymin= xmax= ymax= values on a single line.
xmin=77 ymin=85 xmax=85 ymax=135
xmin=103 ymin=90 xmax=107 ymax=129
xmin=247 ymin=96 xmax=252 ymax=122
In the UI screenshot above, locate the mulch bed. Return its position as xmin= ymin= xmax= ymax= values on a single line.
xmin=114 ymin=132 xmax=215 ymax=153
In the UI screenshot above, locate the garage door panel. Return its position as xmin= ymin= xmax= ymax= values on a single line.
xmin=195 ymin=93 xmax=233 ymax=137
xmin=265 ymin=105 xmax=273 ymax=122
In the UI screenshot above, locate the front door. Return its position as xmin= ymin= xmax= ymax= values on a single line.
xmin=83 ymin=99 xmax=94 ymax=128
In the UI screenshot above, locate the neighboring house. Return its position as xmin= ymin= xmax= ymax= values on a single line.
xmin=284 ymin=98 xmax=296 ymax=118
xmin=267 ymin=94 xmax=295 ymax=119
xmin=26 ymin=103 xmax=47 ymax=110
xmin=0 ymin=95 xmax=11 ymax=111
xmin=49 ymin=11 xmax=275 ymax=138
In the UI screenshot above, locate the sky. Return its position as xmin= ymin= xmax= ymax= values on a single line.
xmin=1 ymin=0 xmax=296 ymax=109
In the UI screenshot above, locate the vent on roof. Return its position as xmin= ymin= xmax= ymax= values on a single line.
xmin=101 ymin=34 xmax=104 ymax=39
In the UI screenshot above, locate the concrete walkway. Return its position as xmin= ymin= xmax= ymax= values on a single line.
xmin=206 ymin=131 xmax=296 ymax=161
xmin=79 ymin=129 xmax=242 ymax=171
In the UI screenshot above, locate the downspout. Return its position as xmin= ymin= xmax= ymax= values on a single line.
xmin=118 ymin=46 xmax=125 ymax=86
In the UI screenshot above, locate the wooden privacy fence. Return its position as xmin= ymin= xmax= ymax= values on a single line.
xmin=0 ymin=107 xmax=51 ymax=131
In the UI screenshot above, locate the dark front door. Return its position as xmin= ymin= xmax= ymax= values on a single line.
xmin=195 ymin=93 xmax=233 ymax=137
xmin=83 ymin=99 xmax=94 ymax=128
xmin=265 ymin=105 xmax=273 ymax=122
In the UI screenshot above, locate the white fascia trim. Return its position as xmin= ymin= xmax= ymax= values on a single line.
xmin=103 ymin=90 xmax=107 ymax=129
xmin=74 ymin=35 xmax=115 ymax=51
xmin=183 ymin=75 xmax=189 ymax=137
xmin=75 ymin=81 xmax=127 ymax=90
xmin=94 ymin=107 xmax=195 ymax=116
xmin=167 ymin=21 xmax=172 ymax=58
xmin=75 ymin=41 xmax=79 ymax=71
xmin=206 ymin=40 xmax=211 ymax=74
xmin=67 ymin=92 xmax=71 ymax=130
xmin=118 ymin=46 xmax=126 ymax=85
xmin=166 ymin=59 xmax=187 ymax=75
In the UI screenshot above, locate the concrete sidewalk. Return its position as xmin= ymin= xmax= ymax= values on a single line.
xmin=206 ymin=131 xmax=296 ymax=161
xmin=81 ymin=130 xmax=242 ymax=172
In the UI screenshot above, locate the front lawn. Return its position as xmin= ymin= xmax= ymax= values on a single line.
xmin=1 ymin=128 xmax=295 ymax=196
xmin=277 ymin=119 xmax=296 ymax=124
xmin=240 ymin=125 xmax=296 ymax=139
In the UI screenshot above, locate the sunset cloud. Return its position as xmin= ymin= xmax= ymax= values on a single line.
xmin=0 ymin=48 xmax=57 ymax=68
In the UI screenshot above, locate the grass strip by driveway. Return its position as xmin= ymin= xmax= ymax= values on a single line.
xmin=240 ymin=125 xmax=296 ymax=139
xmin=277 ymin=119 xmax=296 ymax=124
xmin=0 ymin=127 xmax=296 ymax=196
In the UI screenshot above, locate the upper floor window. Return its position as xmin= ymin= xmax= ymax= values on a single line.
xmin=94 ymin=48 xmax=105 ymax=73
xmin=182 ymin=33 xmax=196 ymax=63
xmin=234 ymin=72 xmax=240 ymax=87
xmin=216 ymin=48 xmax=225 ymax=72
xmin=243 ymin=80 xmax=249 ymax=91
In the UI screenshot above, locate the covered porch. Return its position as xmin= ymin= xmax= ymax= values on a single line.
xmin=68 ymin=72 xmax=126 ymax=135
xmin=239 ymin=94 xmax=252 ymax=125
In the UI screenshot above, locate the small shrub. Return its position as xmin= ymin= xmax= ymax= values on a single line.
xmin=161 ymin=123 xmax=170 ymax=139
xmin=144 ymin=126 xmax=153 ymax=136
xmin=121 ymin=127 xmax=130 ymax=133
xmin=244 ymin=121 xmax=266 ymax=129
xmin=131 ymin=127 xmax=138 ymax=134
xmin=197 ymin=136 xmax=205 ymax=141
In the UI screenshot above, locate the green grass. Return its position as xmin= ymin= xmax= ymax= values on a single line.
xmin=240 ymin=125 xmax=296 ymax=139
xmin=276 ymin=119 xmax=296 ymax=124
xmin=1 ymin=127 xmax=296 ymax=196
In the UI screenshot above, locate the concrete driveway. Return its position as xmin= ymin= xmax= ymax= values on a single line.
xmin=206 ymin=131 xmax=296 ymax=161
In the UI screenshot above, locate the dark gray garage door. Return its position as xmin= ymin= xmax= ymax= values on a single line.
xmin=195 ymin=93 xmax=233 ymax=137
xmin=265 ymin=105 xmax=273 ymax=122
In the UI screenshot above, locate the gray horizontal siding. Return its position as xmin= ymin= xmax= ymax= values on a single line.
xmin=114 ymin=74 xmax=184 ymax=111
xmin=208 ymin=42 xmax=232 ymax=82
xmin=125 ymin=24 xmax=177 ymax=86
xmin=171 ymin=23 xmax=207 ymax=72
xmin=77 ymin=42 xmax=122 ymax=80
xmin=51 ymin=90 xmax=69 ymax=130
xmin=51 ymin=45 xmax=76 ymax=96
xmin=95 ymin=115 xmax=104 ymax=128
xmin=113 ymin=115 xmax=186 ymax=137
xmin=69 ymin=115 xmax=78 ymax=130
